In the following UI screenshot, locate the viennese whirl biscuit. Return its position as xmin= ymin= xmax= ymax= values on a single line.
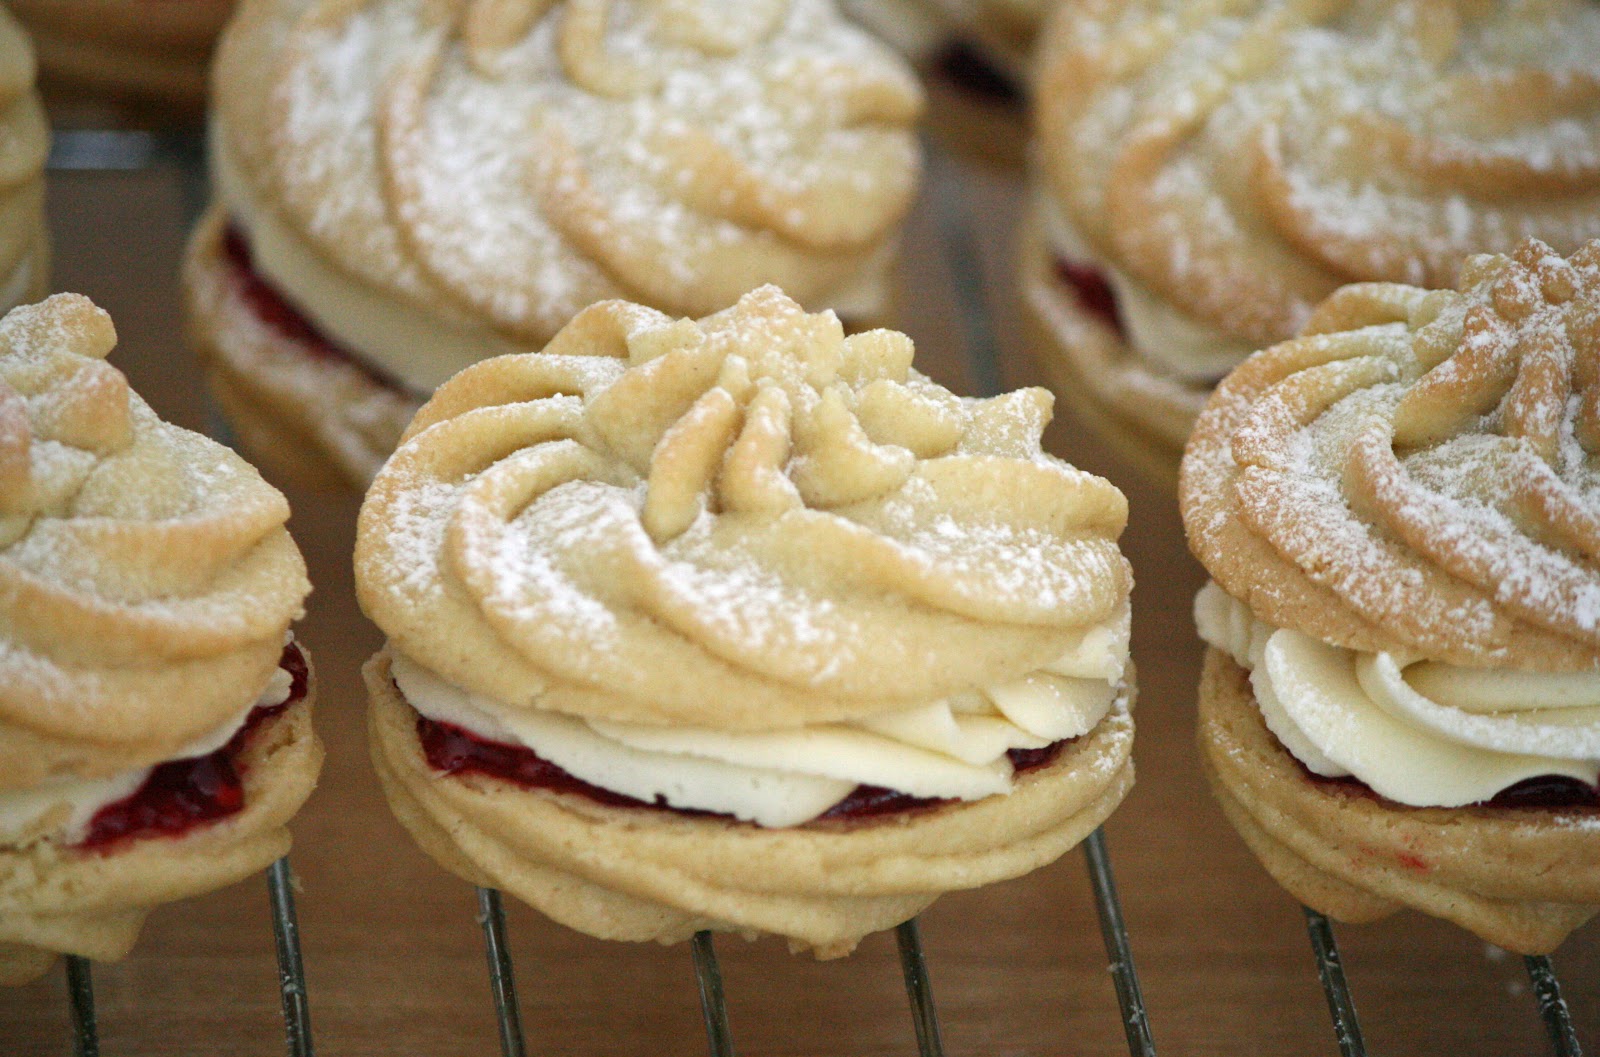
xmin=1183 ymin=240 xmax=1600 ymax=954
xmin=359 ymin=286 xmax=1135 ymax=957
xmin=1027 ymin=0 xmax=1600 ymax=481
xmin=0 ymin=295 xmax=321 ymax=985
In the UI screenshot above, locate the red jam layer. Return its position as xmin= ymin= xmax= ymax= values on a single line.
xmin=78 ymin=642 xmax=309 ymax=852
xmin=221 ymin=222 xmax=414 ymax=395
xmin=932 ymin=40 xmax=1023 ymax=106
xmin=416 ymin=710 xmax=1070 ymax=824
xmin=1052 ymin=256 xmax=1125 ymax=339
xmin=1301 ymin=766 xmax=1600 ymax=812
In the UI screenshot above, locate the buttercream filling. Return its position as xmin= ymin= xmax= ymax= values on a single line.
xmin=395 ymin=605 xmax=1130 ymax=828
xmin=214 ymin=140 xmax=523 ymax=394
xmin=220 ymin=223 xmax=418 ymax=396
xmin=415 ymin=712 xmax=1071 ymax=822
xmin=215 ymin=139 xmax=894 ymax=395
xmin=0 ymin=641 xmax=308 ymax=849
xmin=1194 ymin=582 xmax=1600 ymax=809
xmin=1037 ymin=194 xmax=1255 ymax=383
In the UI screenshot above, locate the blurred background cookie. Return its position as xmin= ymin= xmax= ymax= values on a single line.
xmin=1025 ymin=0 xmax=1600 ymax=483
xmin=186 ymin=0 xmax=925 ymax=489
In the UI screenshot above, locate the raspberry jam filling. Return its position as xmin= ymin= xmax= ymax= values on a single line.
xmin=1301 ymin=765 xmax=1600 ymax=812
xmin=221 ymin=222 xmax=412 ymax=395
xmin=932 ymin=40 xmax=1022 ymax=106
xmin=1053 ymin=256 xmax=1125 ymax=338
xmin=416 ymin=711 xmax=1070 ymax=825
xmin=77 ymin=642 xmax=309 ymax=851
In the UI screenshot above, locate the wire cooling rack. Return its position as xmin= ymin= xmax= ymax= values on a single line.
xmin=60 ymin=857 xmax=315 ymax=1057
xmin=472 ymin=826 xmax=1155 ymax=1057
xmin=1303 ymin=907 xmax=1584 ymax=1057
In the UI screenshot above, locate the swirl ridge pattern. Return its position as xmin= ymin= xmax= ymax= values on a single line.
xmin=215 ymin=0 xmax=923 ymax=347
xmin=360 ymin=286 xmax=1135 ymax=954
xmin=0 ymin=295 xmax=311 ymax=789
xmin=1185 ymin=239 xmax=1600 ymax=670
xmin=359 ymin=285 xmax=1131 ymax=728
xmin=1028 ymin=0 xmax=1600 ymax=469
xmin=1039 ymin=0 xmax=1600 ymax=346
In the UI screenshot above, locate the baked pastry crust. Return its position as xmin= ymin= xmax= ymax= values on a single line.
xmin=359 ymin=285 xmax=1136 ymax=953
xmin=0 ymin=9 xmax=48 ymax=315
xmin=9 ymin=0 xmax=232 ymax=113
xmin=0 ymin=295 xmax=312 ymax=787
xmin=1182 ymin=239 xmax=1600 ymax=949
xmin=0 ymin=293 xmax=320 ymax=982
xmin=1032 ymin=0 xmax=1600 ymax=474
xmin=369 ymin=648 xmax=1132 ymax=957
xmin=359 ymin=286 xmax=1131 ymax=728
xmin=1199 ymin=648 xmax=1597 ymax=955
xmin=195 ymin=0 xmax=921 ymax=487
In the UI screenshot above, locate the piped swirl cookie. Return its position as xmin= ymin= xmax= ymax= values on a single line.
xmin=1182 ymin=240 xmax=1600 ymax=954
xmin=0 ymin=295 xmax=321 ymax=985
xmin=358 ymin=286 xmax=1135 ymax=957
xmin=186 ymin=0 xmax=924 ymax=490
xmin=0 ymin=9 xmax=48 ymax=315
xmin=1026 ymin=0 xmax=1600 ymax=482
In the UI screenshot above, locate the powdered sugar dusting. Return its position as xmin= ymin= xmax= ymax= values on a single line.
xmin=359 ymin=288 xmax=1131 ymax=720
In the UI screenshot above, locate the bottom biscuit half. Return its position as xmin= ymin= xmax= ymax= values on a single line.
xmin=366 ymin=649 xmax=1135 ymax=958
xmin=1198 ymin=648 xmax=1599 ymax=954
xmin=0 ymin=694 xmax=323 ymax=985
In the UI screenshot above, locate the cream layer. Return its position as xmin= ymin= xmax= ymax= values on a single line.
xmin=1195 ymin=582 xmax=1600 ymax=808
xmin=1036 ymin=192 xmax=1256 ymax=382
xmin=392 ymin=604 xmax=1130 ymax=828
xmin=215 ymin=139 xmax=894 ymax=396
xmin=0 ymin=664 xmax=296 ymax=848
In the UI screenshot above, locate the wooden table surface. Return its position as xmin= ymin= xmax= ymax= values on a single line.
xmin=4 ymin=147 xmax=1596 ymax=1057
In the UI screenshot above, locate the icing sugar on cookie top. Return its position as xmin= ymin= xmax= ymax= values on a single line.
xmin=1189 ymin=239 xmax=1600 ymax=670
xmin=0 ymin=295 xmax=310 ymax=789
xmin=358 ymin=285 xmax=1132 ymax=731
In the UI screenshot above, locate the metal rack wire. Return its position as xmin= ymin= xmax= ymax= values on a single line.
xmin=1304 ymin=907 xmax=1585 ymax=1057
xmin=61 ymin=856 xmax=315 ymax=1057
xmin=472 ymin=824 xmax=1155 ymax=1057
